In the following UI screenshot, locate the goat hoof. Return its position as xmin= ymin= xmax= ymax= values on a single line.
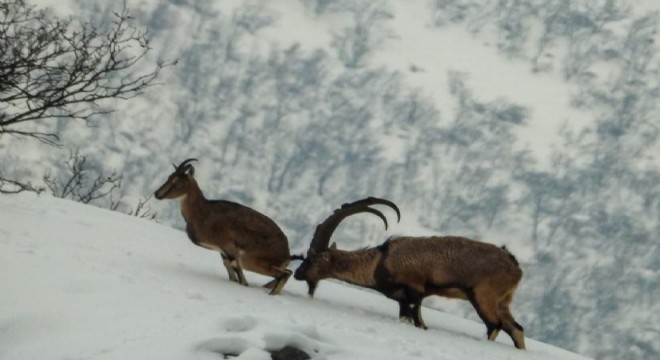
xmin=262 ymin=280 xmax=277 ymax=289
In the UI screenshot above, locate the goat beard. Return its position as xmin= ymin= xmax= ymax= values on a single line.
xmin=306 ymin=280 xmax=318 ymax=298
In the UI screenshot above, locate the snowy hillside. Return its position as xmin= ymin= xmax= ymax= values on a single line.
xmin=3 ymin=0 xmax=660 ymax=359
xmin=0 ymin=194 xmax=590 ymax=360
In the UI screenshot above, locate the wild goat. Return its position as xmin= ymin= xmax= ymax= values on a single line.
xmin=154 ymin=159 xmax=293 ymax=295
xmin=293 ymin=197 xmax=526 ymax=349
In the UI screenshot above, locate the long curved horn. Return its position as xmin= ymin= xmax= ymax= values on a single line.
xmin=341 ymin=197 xmax=401 ymax=223
xmin=308 ymin=197 xmax=398 ymax=253
xmin=175 ymin=158 xmax=198 ymax=173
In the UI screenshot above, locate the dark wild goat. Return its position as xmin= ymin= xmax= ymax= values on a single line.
xmin=155 ymin=159 xmax=293 ymax=295
xmin=293 ymin=197 xmax=526 ymax=349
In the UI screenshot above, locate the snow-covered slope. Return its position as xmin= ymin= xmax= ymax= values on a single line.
xmin=5 ymin=0 xmax=660 ymax=359
xmin=0 ymin=194 xmax=589 ymax=360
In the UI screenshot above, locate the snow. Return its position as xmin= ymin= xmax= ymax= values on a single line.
xmin=6 ymin=0 xmax=660 ymax=358
xmin=374 ymin=0 xmax=583 ymax=164
xmin=0 ymin=194 xmax=591 ymax=360
xmin=241 ymin=0 xmax=584 ymax=167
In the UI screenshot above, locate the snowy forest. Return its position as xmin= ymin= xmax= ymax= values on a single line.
xmin=2 ymin=0 xmax=659 ymax=359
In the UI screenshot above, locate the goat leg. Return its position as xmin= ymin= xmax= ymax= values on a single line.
xmin=397 ymin=300 xmax=415 ymax=324
xmin=220 ymin=252 xmax=239 ymax=282
xmin=267 ymin=268 xmax=292 ymax=295
xmin=221 ymin=252 xmax=248 ymax=285
xmin=233 ymin=265 xmax=248 ymax=286
xmin=411 ymin=301 xmax=428 ymax=330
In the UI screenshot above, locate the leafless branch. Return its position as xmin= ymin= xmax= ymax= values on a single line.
xmin=0 ymin=175 xmax=45 ymax=194
xmin=127 ymin=195 xmax=158 ymax=220
xmin=0 ymin=0 xmax=174 ymax=146
xmin=43 ymin=150 xmax=122 ymax=205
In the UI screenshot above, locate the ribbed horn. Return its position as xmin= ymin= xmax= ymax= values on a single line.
xmin=308 ymin=197 xmax=397 ymax=253
xmin=341 ymin=197 xmax=401 ymax=223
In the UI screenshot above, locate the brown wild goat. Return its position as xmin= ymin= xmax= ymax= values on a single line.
xmin=293 ymin=197 xmax=526 ymax=349
xmin=155 ymin=159 xmax=293 ymax=295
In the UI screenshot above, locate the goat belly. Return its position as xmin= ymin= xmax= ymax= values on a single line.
xmin=199 ymin=242 xmax=223 ymax=251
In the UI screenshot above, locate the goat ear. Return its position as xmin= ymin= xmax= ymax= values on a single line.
xmin=329 ymin=242 xmax=337 ymax=250
xmin=187 ymin=166 xmax=195 ymax=176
